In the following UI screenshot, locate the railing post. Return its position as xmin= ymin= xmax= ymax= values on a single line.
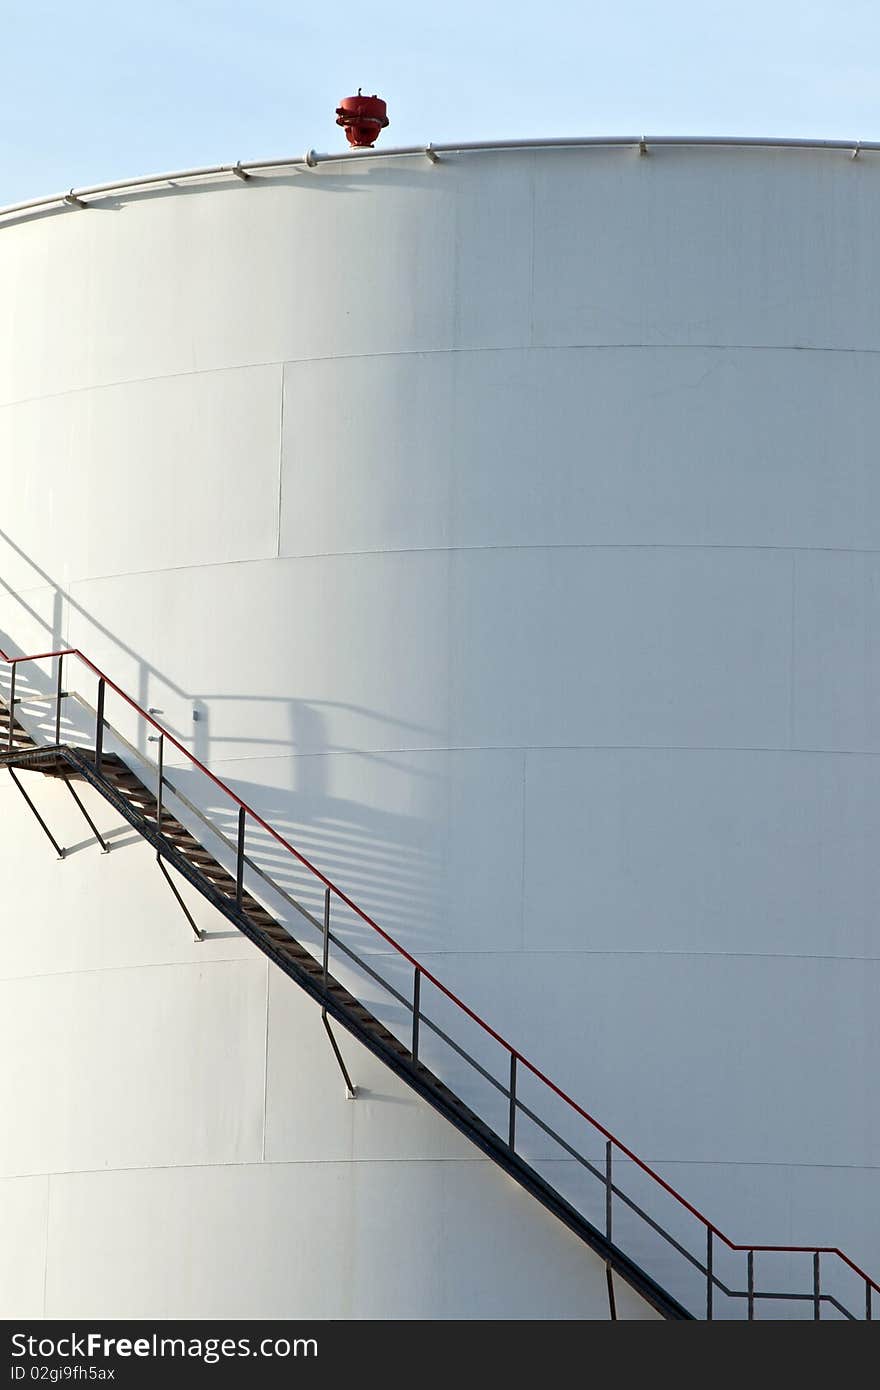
xmin=747 ymin=1250 xmax=755 ymax=1321
xmin=867 ymin=1280 xmax=873 ymax=1321
xmin=706 ymin=1228 xmax=714 ymax=1321
xmin=235 ymin=806 xmax=245 ymax=908
xmin=813 ymin=1252 xmax=821 ymax=1321
xmin=412 ymin=966 xmax=421 ymax=1062
xmin=94 ymin=677 xmax=105 ymax=775
xmin=604 ymin=1141 xmax=618 ymax=1322
xmin=155 ymin=733 xmax=164 ymax=830
xmin=508 ymin=1053 xmax=517 ymax=1151
xmin=322 ymin=887 xmax=331 ymax=984
xmin=55 ymin=654 xmax=63 ymax=745
xmin=605 ymin=1140 xmax=613 ymax=1243
xmin=7 ymin=663 xmax=15 ymax=750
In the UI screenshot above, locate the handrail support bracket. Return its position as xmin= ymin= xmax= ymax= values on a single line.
xmin=321 ymin=1010 xmax=357 ymax=1100
xmin=156 ymin=852 xmax=204 ymax=942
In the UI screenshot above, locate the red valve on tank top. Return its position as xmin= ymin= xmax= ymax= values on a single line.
xmin=335 ymin=91 xmax=389 ymax=148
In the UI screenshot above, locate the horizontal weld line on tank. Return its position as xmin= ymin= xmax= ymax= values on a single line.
xmin=264 ymin=540 xmax=880 ymax=561
xmin=58 ymin=520 xmax=880 ymax=582
xmin=383 ymin=948 xmax=880 ymax=963
xmin=7 ymin=1158 xmax=488 ymax=1185
xmin=3 ymin=338 xmax=880 ymax=412
xmin=64 ymin=546 xmax=282 ymax=586
xmin=0 ymin=957 xmax=261 ymax=986
xmin=6 ymin=1155 xmax=879 ymax=1185
xmin=299 ymin=948 xmax=880 ymax=965
xmin=169 ymin=743 xmax=880 ymax=764
xmin=4 ymin=743 xmax=880 ymax=773
xmin=48 ymin=535 xmax=880 ymax=592
xmin=4 ymin=949 xmax=878 ymax=989
xmin=0 ymin=579 xmax=63 ymax=599
xmin=0 ymin=358 xmax=284 ymax=413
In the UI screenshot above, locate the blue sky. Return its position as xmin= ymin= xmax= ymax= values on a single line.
xmin=2 ymin=0 xmax=878 ymax=204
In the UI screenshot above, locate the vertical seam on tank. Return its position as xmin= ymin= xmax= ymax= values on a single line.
xmin=261 ymin=959 xmax=270 ymax=1162
xmin=864 ymin=560 xmax=871 ymax=746
xmin=520 ymin=750 xmax=528 ymax=949
xmin=41 ymin=1172 xmax=50 ymax=1316
xmin=275 ymin=362 xmax=285 ymax=559
xmin=451 ymin=174 xmax=461 ymax=349
xmin=789 ymin=553 xmax=797 ymax=748
xmin=528 ymin=153 xmax=537 ymax=347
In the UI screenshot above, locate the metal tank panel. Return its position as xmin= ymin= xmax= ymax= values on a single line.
xmin=0 ymin=143 xmax=878 ymax=1317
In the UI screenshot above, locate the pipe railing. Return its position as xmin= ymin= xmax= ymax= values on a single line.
xmin=1 ymin=135 xmax=878 ymax=224
xmin=1 ymin=635 xmax=877 ymax=1319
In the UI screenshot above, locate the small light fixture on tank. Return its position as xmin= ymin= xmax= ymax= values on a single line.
xmin=335 ymin=89 xmax=390 ymax=148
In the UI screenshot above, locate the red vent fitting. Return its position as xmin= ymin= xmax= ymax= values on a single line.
xmin=335 ymin=91 xmax=389 ymax=148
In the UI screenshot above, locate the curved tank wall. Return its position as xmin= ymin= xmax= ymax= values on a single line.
xmin=1 ymin=143 xmax=879 ymax=1318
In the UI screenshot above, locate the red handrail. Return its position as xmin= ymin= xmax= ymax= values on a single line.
xmin=2 ymin=638 xmax=878 ymax=1298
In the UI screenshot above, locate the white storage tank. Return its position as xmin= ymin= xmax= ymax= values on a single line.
xmin=0 ymin=137 xmax=878 ymax=1319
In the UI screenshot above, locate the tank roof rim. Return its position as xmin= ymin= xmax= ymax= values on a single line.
xmin=2 ymin=134 xmax=878 ymax=225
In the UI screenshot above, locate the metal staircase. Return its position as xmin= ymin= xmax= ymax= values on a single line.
xmin=2 ymin=643 xmax=878 ymax=1321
